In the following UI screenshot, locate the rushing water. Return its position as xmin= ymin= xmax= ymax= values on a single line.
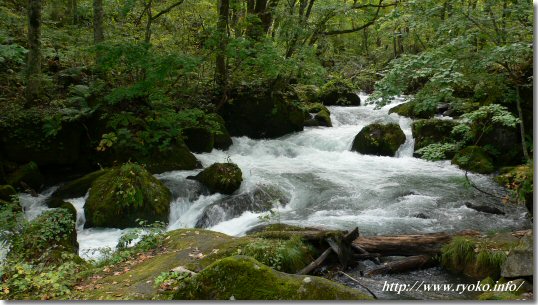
xmin=18 ymin=96 xmax=531 ymax=260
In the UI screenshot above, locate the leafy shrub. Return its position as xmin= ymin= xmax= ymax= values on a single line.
xmin=416 ymin=143 xmax=458 ymax=161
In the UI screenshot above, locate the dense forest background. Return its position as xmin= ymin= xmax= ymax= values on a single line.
xmin=0 ymin=0 xmax=534 ymax=300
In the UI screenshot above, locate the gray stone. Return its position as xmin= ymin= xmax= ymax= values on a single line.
xmin=501 ymin=249 xmax=533 ymax=278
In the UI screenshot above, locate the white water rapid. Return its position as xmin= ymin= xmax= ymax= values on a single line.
xmin=18 ymin=96 xmax=531 ymax=260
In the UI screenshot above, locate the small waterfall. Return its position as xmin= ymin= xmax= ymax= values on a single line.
xmin=15 ymin=95 xmax=531 ymax=259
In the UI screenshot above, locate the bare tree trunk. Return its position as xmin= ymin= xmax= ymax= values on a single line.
xmin=93 ymin=0 xmax=104 ymax=44
xmin=215 ymin=0 xmax=229 ymax=109
xmin=515 ymin=86 xmax=530 ymax=161
xmin=25 ymin=0 xmax=42 ymax=106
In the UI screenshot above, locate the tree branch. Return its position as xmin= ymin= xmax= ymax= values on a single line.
xmin=151 ymin=0 xmax=185 ymax=21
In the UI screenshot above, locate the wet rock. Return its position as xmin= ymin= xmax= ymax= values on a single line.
xmin=219 ymin=87 xmax=304 ymax=139
xmin=501 ymin=249 xmax=533 ymax=278
xmin=143 ymin=142 xmax=202 ymax=174
xmin=452 ymin=146 xmax=494 ymax=174
xmin=303 ymin=103 xmax=332 ymax=127
xmin=196 ymin=185 xmax=289 ymax=228
xmin=0 ymin=184 xmax=16 ymax=201
xmin=173 ymin=256 xmax=372 ymax=300
xmin=411 ymin=119 xmax=458 ymax=152
xmin=351 ymin=123 xmax=406 ymax=157
xmin=212 ymin=114 xmax=233 ymax=150
xmin=47 ymin=169 xmax=109 ymax=206
xmin=160 ymin=177 xmax=209 ymax=201
xmin=388 ymin=102 xmax=435 ymax=119
xmin=190 ymin=163 xmax=242 ymax=195
xmin=84 ymin=163 xmax=171 ymax=228
xmin=183 ymin=127 xmax=214 ymax=153
xmin=464 ymin=202 xmax=505 ymax=215
xmin=412 ymin=213 xmax=429 ymax=219
xmin=7 ymin=161 xmax=44 ymax=191
xmin=319 ymin=79 xmax=361 ymax=106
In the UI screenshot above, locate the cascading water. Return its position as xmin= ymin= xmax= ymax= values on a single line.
xmin=17 ymin=96 xmax=531 ymax=260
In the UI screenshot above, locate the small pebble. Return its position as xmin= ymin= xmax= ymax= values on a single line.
xmin=303 ymin=277 xmax=312 ymax=283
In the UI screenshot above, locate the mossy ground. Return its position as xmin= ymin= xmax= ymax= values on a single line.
xmin=71 ymin=229 xmax=254 ymax=300
xmin=440 ymin=231 xmax=526 ymax=280
xmin=173 ymin=256 xmax=372 ymax=300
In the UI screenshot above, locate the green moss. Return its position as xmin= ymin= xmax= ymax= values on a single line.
xmin=193 ymin=163 xmax=243 ymax=195
xmin=241 ymin=237 xmax=314 ymax=273
xmin=351 ymin=123 xmax=406 ymax=156
xmin=211 ymin=114 xmax=233 ymax=150
xmin=478 ymin=292 xmax=522 ymax=300
xmin=48 ymin=170 xmax=109 ymax=206
xmin=441 ymin=234 xmax=513 ymax=280
xmin=302 ymin=103 xmax=332 ymax=127
xmin=173 ymin=256 xmax=372 ymax=300
xmin=84 ymin=163 xmax=171 ymax=228
xmin=0 ymin=184 xmax=16 ymax=201
xmin=389 ymin=102 xmax=435 ymax=119
xmin=6 ymin=161 xmax=44 ymax=191
xmin=294 ymin=85 xmax=320 ymax=104
xmin=411 ymin=119 xmax=458 ymax=152
xmin=319 ymin=79 xmax=361 ymax=106
xmin=143 ymin=142 xmax=201 ymax=174
xmin=452 ymin=146 xmax=495 ymax=174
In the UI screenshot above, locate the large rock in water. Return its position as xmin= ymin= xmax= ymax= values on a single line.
xmin=452 ymin=146 xmax=494 ymax=174
xmin=412 ymin=119 xmax=458 ymax=151
xmin=191 ymin=163 xmax=243 ymax=195
xmin=173 ymin=256 xmax=372 ymax=300
xmin=196 ymin=185 xmax=289 ymax=228
xmin=6 ymin=161 xmax=44 ymax=191
xmin=318 ymin=79 xmax=361 ymax=106
xmin=46 ymin=169 xmax=109 ymax=207
xmin=389 ymin=102 xmax=435 ymax=119
xmin=84 ymin=163 xmax=171 ymax=228
xmin=219 ymin=88 xmax=305 ymax=139
xmin=142 ymin=142 xmax=201 ymax=174
xmin=303 ymin=103 xmax=332 ymax=127
xmin=351 ymin=123 xmax=406 ymax=156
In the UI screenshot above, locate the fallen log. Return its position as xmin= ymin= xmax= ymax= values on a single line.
xmin=297 ymin=227 xmax=359 ymax=275
xmin=353 ymin=230 xmax=480 ymax=257
xmin=366 ymin=255 xmax=436 ymax=276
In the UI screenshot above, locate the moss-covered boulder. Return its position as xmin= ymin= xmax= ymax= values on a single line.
xmin=183 ymin=127 xmax=214 ymax=153
xmin=389 ymin=102 xmax=435 ymax=119
xmin=212 ymin=114 xmax=233 ymax=150
xmin=412 ymin=119 xmax=458 ymax=152
xmin=478 ymin=126 xmax=523 ymax=166
xmin=219 ymin=87 xmax=304 ymax=139
xmin=303 ymin=103 xmax=332 ymax=127
xmin=319 ymin=79 xmax=361 ymax=106
xmin=84 ymin=163 xmax=171 ymax=228
xmin=294 ymin=85 xmax=320 ymax=104
xmin=6 ymin=161 xmax=44 ymax=191
xmin=0 ymin=184 xmax=16 ymax=201
xmin=143 ymin=143 xmax=201 ymax=174
xmin=47 ymin=169 xmax=109 ymax=206
xmin=173 ymin=256 xmax=371 ymax=300
xmin=351 ymin=123 xmax=406 ymax=156
xmin=9 ymin=208 xmax=80 ymax=264
xmin=192 ymin=163 xmax=242 ymax=195
xmin=452 ymin=146 xmax=495 ymax=174
xmin=495 ymin=165 xmax=533 ymax=216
